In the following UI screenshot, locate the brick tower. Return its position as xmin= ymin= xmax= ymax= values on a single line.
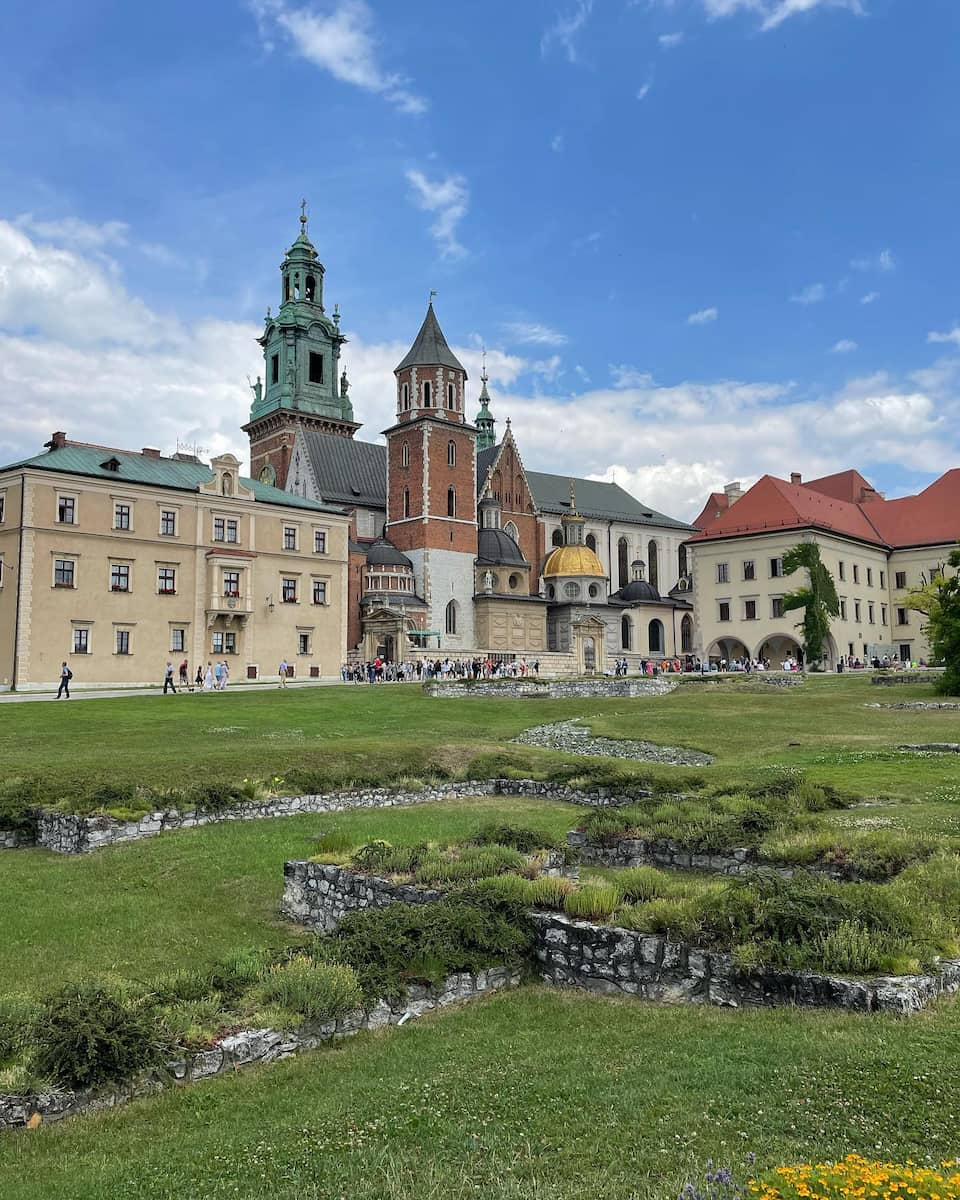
xmin=383 ymin=300 xmax=478 ymax=649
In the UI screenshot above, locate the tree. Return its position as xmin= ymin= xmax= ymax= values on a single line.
xmin=903 ymin=547 xmax=960 ymax=696
xmin=781 ymin=542 xmax=840 ymax=668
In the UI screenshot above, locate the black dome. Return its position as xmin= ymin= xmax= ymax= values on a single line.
xmin=477 ymin=527 xmax=527 ymax=565
xmin=366 ymin=539 xmax=412 ymax=568
xmin=611 ymin=580 xmax=661 ymax=604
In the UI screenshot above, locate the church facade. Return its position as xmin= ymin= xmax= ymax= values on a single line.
xmin=245 ymin=218 xmax=696 ymax=671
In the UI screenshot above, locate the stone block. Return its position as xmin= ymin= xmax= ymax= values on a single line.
xmin=188 ymin=1049 xmax=224 ymax=1080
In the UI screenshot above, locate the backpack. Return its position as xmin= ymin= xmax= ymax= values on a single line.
xmin=66 ymin=669 xmax=73 ymax=680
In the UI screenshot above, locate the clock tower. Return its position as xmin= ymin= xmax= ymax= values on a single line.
xmin=243 ymin=205 xmax=360 ymax=488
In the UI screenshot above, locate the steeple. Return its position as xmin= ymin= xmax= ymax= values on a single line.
xmin=561 ymin=480 xmax=586 ymax=546
xmin=393 ymin=298 xmax=469 ymax=424
xmin=474 ymin=349 xmax=497 ymax=452
xmin=395 ymin=298 xmax=467 ymax=374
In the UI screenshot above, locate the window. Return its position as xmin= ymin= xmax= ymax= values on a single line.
xmin=678 ymin=544 xmax=688 ymax=578
xmin=647 ymin=540 xmax=659 ymax=591
xmin=770 ymin=557 xmax=783 ymax=578
xmin=771 ymin=597 xmax=784 ymax=618
xmin=716 ymin=563 xmax=729 ymax=584
xmin=718 ymin=601 xmax=730 ymax=622
xmin=402 ymin=488 xmax=410 ymax=519
xmin=896 ymin=607 xmax=909 ymax=626
xmin=853 ymin=565 xmax=860 ymax=584
xmin=840 ymin=599 xmax=847 ymax=620
xmin=114 ymin=503 xmax=131 ymax=531
xmin=930 ymin=564 xmax=944 ymax=581
xmin=620 ymin=616 xmax=632 ymax=650
xmin=58 ymin=496 xmax=76 ymax=524
xmin=314 ymin=530 xmax=327 ymax=554
xmin=447 ymin=382 xmax=455 ymax=408
xmin=160 ymin=510 xmax=176 ymax=536
xmin=445 ymin=599 xmax=457 ymax=634
xmin=838 ymin=561 xmax=846 ymax=582
xmin=564 ymin=581 xmax=580 ymax=600
xmin=116 ymin=629 xmax=130 ymax=655
xmin=225 ymin=632 xmax=237 ymax=654
xmin=401 ymin=441 xmax=410 ymax=468
xmin=585 ymin=533 xmax=597 ymax=552
xmin=308 ymin=352 xmax=323 ymax=384
xmin=681 ymin=614 xmax=693 ymax=653
xmin=880 ymin=571 xmax=885 ymax=589
xmin=158 ymin=567 xmax=176 ymax=595
xmin=743 ymin=561 xmax=755 ymax=581
xmin=283 ymin=526 xmax=298 ymax=551
xmin=648 ymin=619 xmax=664 ymax=654
xmin=223 ymin=570 xmax=240 ymax=598
xmin=271 ymin=353 xmax=280 ymax=384
xmin=504 ymin=521 xmax=519 ymax=543
xmin=868 ymin=603 xmax=875 ymax=624
xmin=744 ymin=600 xmax=757 ymax=620
xmin=312 ymin=579 xmax=327 ymax=605
xmin=110 ymin=564 xmax=130 ymax=592
xmin=423 ymin=380 xmax=432 ymax=407
xmin=226 ymin=519 xmax=238 ymax=544
xmin=866 ymin=567 xmax=873 ymax=587
xmin=617 ymin=537 xmax=629 ymax=590
xmin=212 ymin=631 xmax=235 ymax=654
xmin=72 ymin=628 xmax=89 ymax=654
xmin=447 ymin=440 xmax=456 ymax=467
xmin=212 ymin=631 xmax=223 ymax=654
xmin=54 ymin=559 xmax=75 ymax=588
xmin=298 ymin=633 xmax=311 ymax=656
xmin=402 ymin=382 xmax=410 ymax=409
xmin=0 ymin=494 xmax=4 ymax=523
xmin=895 ymin=571 xmax=907 ymax=589
xmin=881 ymin=604 xmax=887 ymax=625
xmin=447 ymin=487 xmax=456 ymax=518
xmin=854 ymin=601 xmax=861 ymax=622
xmin=213 ymin=517 xmax=225 ymax=542
xmin=552 ymin=529 xmax=564 ymax=548
xmin=171 ymin=628 xmax=185 ymax=652
xmin=509 ymin=573 xmax=520 ymax=590
xmin=282 ymin=577 xmax=297 ymax=603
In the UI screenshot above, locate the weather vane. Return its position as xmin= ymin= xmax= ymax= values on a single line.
xmin=481 ymin=345 xmax=487 ymax=379
xmin=429 ymin=289 xmax=438 ymax=304
xmin=300 ymin=198 xmax=308 ymax=233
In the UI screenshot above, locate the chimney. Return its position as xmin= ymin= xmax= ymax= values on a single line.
xmin=724 ymin=481 xmax=744 ymax=504
xmin=46 ymin=431 xmax=67 ymax=450
xmin=141 ymin=447 xmax=161 ymax=459
xmin=790 ymin=472 xmax=802 ymax=485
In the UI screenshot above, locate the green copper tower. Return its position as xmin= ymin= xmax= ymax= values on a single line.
xmin=474 ymin=354 xmax=497 ymax=452
xmin=244 ymin=204 xmax=359 ymax=487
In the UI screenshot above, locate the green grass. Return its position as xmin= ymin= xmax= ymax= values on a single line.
xmin=3 ymin=987 xmax=959 ymax=1200
xmin=0 ymin=796 xmax=576 ymax=999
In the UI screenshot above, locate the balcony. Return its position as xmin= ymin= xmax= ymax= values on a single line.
xmin=206 ymin=591 xmax=253 ymax=628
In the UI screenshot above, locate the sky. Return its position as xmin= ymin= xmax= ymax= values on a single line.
xmin=1 ymin=0 xmax=958 ymax=520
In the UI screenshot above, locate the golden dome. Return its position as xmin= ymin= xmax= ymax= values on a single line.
xmin=543 ymin=544 xmax=606 ymax=579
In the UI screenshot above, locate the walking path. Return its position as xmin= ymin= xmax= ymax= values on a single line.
xmin=0 ymin=679 xmax=351 ymax=703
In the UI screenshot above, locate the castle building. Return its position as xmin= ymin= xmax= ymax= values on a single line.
xmin=686 ymin=469 xmax=960 ymax=667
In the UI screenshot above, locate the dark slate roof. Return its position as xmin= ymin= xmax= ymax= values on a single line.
xmin=4 ymin=445 xmax=343 ymax=513
xmin=395 ymin=304 xmax=467 ymax=375
xmin=477 ymin=527 xmax=527 ymax=565
xmin=476 ymin=444 xmax=500 ymax=490
xmin=525 ymin=470 xmax=694 ymax=530
xmin=302 ymin=432 xmax=386 ymax=509
xmin=610 ymin=579 xmax=661 ymax=604
xmin=366 ymin=539 xmax=413 ymax=568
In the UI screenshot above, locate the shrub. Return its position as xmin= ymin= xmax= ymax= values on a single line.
xmin=0 ymin=778 xmax=41 ymax=836
xmin=32 ymin=981 xmax=169 ymax=1090
xmin=207 ymin=947 xmax=272 ymax=1001
xmin=618 ymin=897 xmax=703 ymax=941
xmin=470 ymin=823 xmax=559 ymax=853
xmin=468 ymin=874 xmax=535 ymax=905
xmin=152 ymin=968 xmax=212 ymax=1005
xmin=528 ymin=875 xmax=575 ymax=909
xmin=615 ymin=866 xmax=673 ymax=903
xmin=413 ymin=845 xmax=526 ymax=887
xmin=185 ymin=781 xmax=245 ymax=814
xmin=159 ymin=996 xmax=227 ymax=1048
xmin=580 ymin=807 xmax=641 ymax=843
xmin=563 ymin=883 xmax=622 ymax=921
xmin=0 ymin=995 xmax=37 ymax=1063
xmin=759 ymin=829 xmax=944 ymax=880
xmin=352 ymin=840 xmax=429 ymax=875
xmin=813 ymin=921 xmax=913 ymax=975
xmin=309 ymin=826 xmax=357 ymax=857
xmin=255 ymin=956 xmax=363 ymax=1022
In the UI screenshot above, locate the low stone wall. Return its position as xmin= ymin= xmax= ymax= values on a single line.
xmin=871 ymin=671 xmax=945 ymax=687
xmin=532 ymin=912 xmax=960 ymax=1014
xmin=8 ymin=778 xmax=653 ymax=856
xmin=566 ymin=830 xmax=763 ymax=877
xmin=281 ymin=862 xmax=442 ymax=931
xmin=424 ymin=678 xmax=677 ymax=699
xmin=677 ymin=673 xmax=804 ymax=688
xmin=866 ymin=701 xmax=960 ymax=710
xmin=898 ymin=742 xmax=960 ymax=754
xmin=0 ymin=829 xmax=32 ymax=850
xmin=511 ymin=720 xmax=714 ymax=766
xmin=0 ymin=967 xmax=520 ymax=1132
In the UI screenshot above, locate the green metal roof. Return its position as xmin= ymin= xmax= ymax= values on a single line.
xmin=2 ymin=445 xmax=345 ymax=514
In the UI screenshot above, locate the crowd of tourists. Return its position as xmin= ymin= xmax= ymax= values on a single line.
xmin=340 ymin=656 xmax=542 ymax=684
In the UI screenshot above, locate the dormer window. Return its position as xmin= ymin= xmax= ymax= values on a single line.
xmin=101 ymin=457 xmax=121 ymax=472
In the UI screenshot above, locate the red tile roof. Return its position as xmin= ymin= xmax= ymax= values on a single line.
xmin=688 ymin=469 xmax=960 ymax=550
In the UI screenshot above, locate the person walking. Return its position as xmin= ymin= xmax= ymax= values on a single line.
xmin=163 ymin=662 xmax=177 ymax=694
xmin=56 ymin=660 xmax=72 ymax=699
xmin=203 ymin=663 xmax=214 ymax=691
xmin=214 ymin=661 xmax=224 ymax=691
xmin=278 ymin=659 xmax=289 ymax=688
xmin=220 ymin=660 xmax=230 ymax=689
xmin=195 ymin=665 xmax=204 ymax=689
xmin=178 ymin=659 xmax=189 ymax=687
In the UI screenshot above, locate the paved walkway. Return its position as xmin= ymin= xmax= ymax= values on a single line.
xmin=0 ymin=679 xmax=355 ymax=703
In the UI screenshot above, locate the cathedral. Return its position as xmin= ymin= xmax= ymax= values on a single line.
xmin=245 ymin=214 xmax=696 ymax=671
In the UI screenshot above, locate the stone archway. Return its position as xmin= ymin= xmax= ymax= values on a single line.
xmin=754 ymin=634 xmax=804 ymax=668
xmin=707 ymin=637 xmax=750 ymax=666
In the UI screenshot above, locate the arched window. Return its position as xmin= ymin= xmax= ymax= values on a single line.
xmin=552 ymin=528 xmax=564 ymax=547
xmin=447 ymin=487 xmax=456 ymax=517
xmin=401 ymin=441 xmax=410 ymax=468
xmin=423 ymin=380 xmax=432 ymax=407
xmin=447 ymin=440 xmax=456 ymax=467
xmin=681 ymin=614 xmax=693 ymax=653
xmin=504 ymin=521 xmax=519 ymax=543
xmin=305 ymin=275 xmax=316 ymax=302
xmin=447 ymin=382 xmax=455 ymax=408
xmin=617 ymin=537 xmax=629 ymax=589
xmin=586 ymin=533 xmax=597 ymax=552
xmin=621 ymin=615 xmax=632 ymax=650
xmin=648 ymin=540 xmax=659 ymax=591
xmin=648 ymin=618 xmax=664 ymax=654
xmin=284 ymin=275 xmax=291 ymax=302
xmin=403 ymin=488 xmax=410 ymax=519
xmin=293 ymin=273 xmax=301 ymax=300
xmin=678 ymin=544 xmax=688 ymax=578
xmin=445 ymin=599 xmax=457 ymax=635
xmin=402 ymin=382 xmax=410 ymax=410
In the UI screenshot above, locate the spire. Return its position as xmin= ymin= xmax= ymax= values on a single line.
xmin=395 ymin=301 xmax=467 ymax=374
xmin=562 ymin=478 xmax=586 ymax=545
xmin=474 ymin=347 xmax=497 ymax=452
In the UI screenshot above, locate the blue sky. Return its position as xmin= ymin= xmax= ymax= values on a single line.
xmin=1 ymin=0 xmax=958 ymax=517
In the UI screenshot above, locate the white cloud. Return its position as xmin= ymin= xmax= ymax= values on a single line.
xmin=658 ymin=31 xmax=685 ymax=47
xmin=851 ymin=248 xmax=895 ymax=273
xmin=928 ymin=326 xmax=960 ymax=347
xmin=14 ymin=215 xmax=131 ymax=253
xmin=404 ymin=169 xmax=470 ymax=260
xmin=759 ymin=0 xmax=864 ymax=31
xmin=861 ymin=291 xmax=880 ymax=305
xmin=541 ymin=0 xmax=593 ymax=62
xmin=636 ymin=79 xmax=654 ymax=100
xmin=251 ymin=0 xmax=427 ymax=114
xmin=551 ymin=133 xmax=565 ymax=152
xmin=831 ymin=339 xmax=857 ymax=354
xmin=687 ymin=306 xmax=718 ymax=325
xmin=790 ymin=282 xmax=826 ymax=305
xmin=502 ymin=321 xmax=568 ymax=347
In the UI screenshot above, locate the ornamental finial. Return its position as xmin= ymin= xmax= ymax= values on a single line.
xmin=569 ymin=478 xmax=577 ymax=512
xmin=481 ymin=345 xmax=488 ymax=383
xmin=300 ymin=198 xmax=308 ymax=233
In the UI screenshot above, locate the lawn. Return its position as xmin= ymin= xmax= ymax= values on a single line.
xmin=3 ymin=986 xmax=959 ymax=1200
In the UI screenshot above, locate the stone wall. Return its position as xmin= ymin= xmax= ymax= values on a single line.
xmin=871 ymin=671 xmax=945 ymax=686
xmin=424 ymin=678 xmax=677 ymax=699
xmin=281 ymin=862 xmax=442 ymax=931
xmin=532 ymin=912 xmax=960 ymax=1014
xmin=566 ymin=830 xmax=764 ymax=877
xmin=897 ymin=743 xmax=960 ymax=754
xmin=511 ymin=720 xmax=714 ymax=766
xmin=0 ymin=967 xmax=520 ymax=1132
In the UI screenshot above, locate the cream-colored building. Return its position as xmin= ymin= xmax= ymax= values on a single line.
xmin=0 ymin=434 xmax=350 ymax=690
xmin=687 ymin=469 xmax=960 ymax=667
